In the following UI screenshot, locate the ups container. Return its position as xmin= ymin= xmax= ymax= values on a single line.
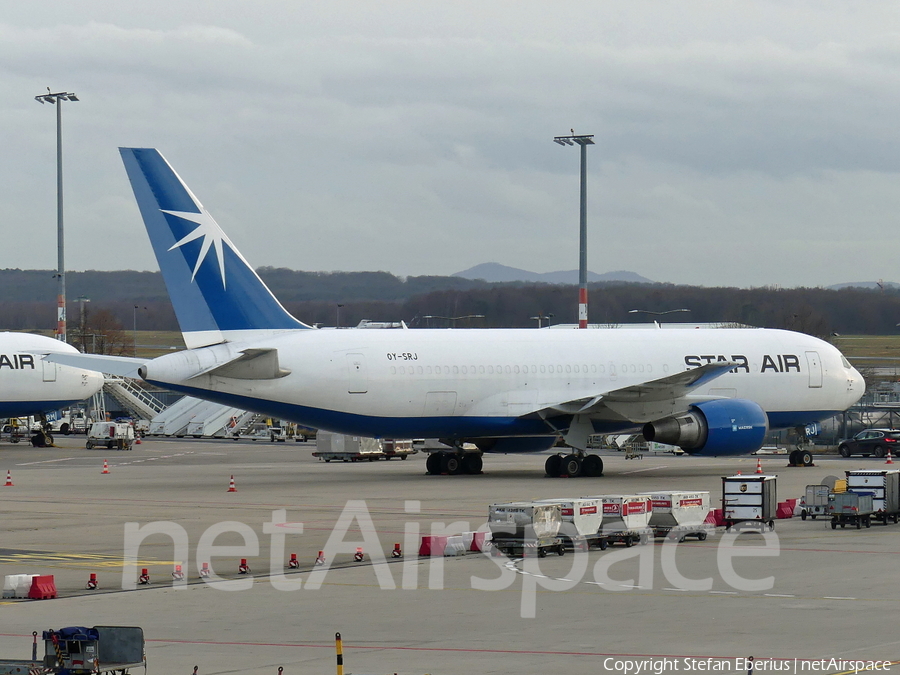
xmin=722 ymin=475 xmax=777 ymax=530
xmin=845 ymin=469 xmax=900 ymax=524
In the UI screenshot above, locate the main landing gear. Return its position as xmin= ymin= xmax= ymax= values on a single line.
xmin=544 ymin=452 xmax=603 ymax=478
xmin=425 ymin=451 xmax=484 ymax=475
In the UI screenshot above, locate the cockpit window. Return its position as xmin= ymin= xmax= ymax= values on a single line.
xmin=841 ymin=356 xmax=852 ymax=369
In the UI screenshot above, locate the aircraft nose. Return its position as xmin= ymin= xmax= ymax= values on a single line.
xmin=848 ymin=366 xmax=865 ymax=405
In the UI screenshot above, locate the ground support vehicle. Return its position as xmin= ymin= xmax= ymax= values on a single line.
xmin=587 ymin=494 xmax=653 ymax=546
xmin=641 ymin=491 xmax=711 ymax=541
xmin=828 ymin=491 xmax=874 ymax=529
xmin=313 ymin=432 xmax=417 ymax=462
xmin=722 ymin=475 xmax=777 ymax=531
xmin=0 ymin=625 xmax=144 ymax=674
xmin=85 ymin=422 xmax=135 ymax=450
xmin=488 ymin=502 xmax=564 ymax=556
xmin=533 ymin=498 xmax=608 ymax=550
xmin=845 ymin=469 xmax=900 ymax=524
xmin=799 ymin=484 xmax=830 ymax=520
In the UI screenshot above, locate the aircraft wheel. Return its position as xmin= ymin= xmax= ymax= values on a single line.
xmin=582 ymin=454 xmax=603 ymax=477
xmin=425 ymin=453 xmax=441 ymax=475
xmin=788 ymin=450 xmax=799 ymax=465
xmin=798 ymin=450 xmax=813 ymax=466
xmin=462 ymin=453 xmax=483 ymax=475
xmin=441 ymin=453 xmax=463 ymax=475
xmin=544 ymin=454 xmax=562 ymax=477
xmin=562 ymin=454 xmax=582 ymax=478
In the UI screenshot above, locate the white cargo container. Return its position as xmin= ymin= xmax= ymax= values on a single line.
xmin=533 ymin=498 xmax=607 ymax=550
xmin=640 ymin=491 xmax=711 ymax=541
xmin=488 ymin=502 xmax=562 ymax=540
xmin=845 ymin=469 xmax=900 ymax=524
xmin=312 ymin=432 xmax=417 ymax=462
xmin=585 ymin=494 xmax=653 ymax=546
xmin=487 ymin=502 xmax=565 ymax=558
xmin=722 ymin=474 xmax=777 ymax=530
xmin=85 ymin=422 xmax=135 ymax=450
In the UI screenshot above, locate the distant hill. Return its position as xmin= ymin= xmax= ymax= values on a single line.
xmin=828 ymin=281 xmax=900 ymax=291
xmin=453 ymin=262 xmax=653 ymax=284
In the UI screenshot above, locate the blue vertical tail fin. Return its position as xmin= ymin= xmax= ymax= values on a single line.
xmin=120 ymin=148 xmax=310 ymax=348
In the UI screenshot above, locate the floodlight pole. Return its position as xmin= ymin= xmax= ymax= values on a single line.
xmin=35 ymin=89 xmax=79 ymax=343
xmin=554 ymin=133 xmax=594 ymax=328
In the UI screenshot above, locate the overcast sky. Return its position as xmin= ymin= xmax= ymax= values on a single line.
xmin=3 ymin=2 xmax=900 ymax=288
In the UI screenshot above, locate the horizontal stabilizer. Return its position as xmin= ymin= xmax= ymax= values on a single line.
xmin=39 ymin=352 xmax=145 ymax=379
xmin=187 ymin=348 xmax=290 ymax=380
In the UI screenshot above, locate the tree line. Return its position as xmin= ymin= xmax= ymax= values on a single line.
xmin=2 ymin=267 xmax=900 ymax=338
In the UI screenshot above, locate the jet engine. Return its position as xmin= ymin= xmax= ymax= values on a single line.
xmin=642 ymin=399 xmax=768 ymax=456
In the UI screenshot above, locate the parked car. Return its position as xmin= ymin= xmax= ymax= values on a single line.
xmin=837 ymin=429 xmax=900 ymax=458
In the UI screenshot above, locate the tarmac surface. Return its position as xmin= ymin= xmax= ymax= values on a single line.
xmin=1 ymin=437 xmax=899 ymax=674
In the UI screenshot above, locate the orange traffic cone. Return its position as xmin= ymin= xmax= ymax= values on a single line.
xmin=101 ymin=460 xmax=110 ymax=474
xmin=755 ymin=458 xmax=763 ymax=474
xmin=227 ymin=475 xmax=237 ymax=492
xmin=4 ymin=470 xmax=12 ymax=487
xmin=887 ymin=450 xmax=894 ymax=465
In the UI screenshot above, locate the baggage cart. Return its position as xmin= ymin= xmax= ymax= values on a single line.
xmin=722 ymin=474 xmax=777 ymax=530
xmin=845 ymin=469 xmax=900 ymax=524
xmin=585 ymin=494 xmax=653 ymax=546
xmin=828 ymin=491 xmax=874 ymax=530
xmin=533 ymin=498 xmax=608 ymax=550
xmin=488 ymin=502 xmax=565 ymax=557
xmin=312 ymin=432 xmax=417 ymax=462
xmin=85 ymin=422 xmax=134 ymax=450
xmin=641 ymin=491 xmax=712 ymax=541
xmin=0 ymin=625 xmax=144 ymax=674
xmin=799 ymin=484 xmax=830 ymax=520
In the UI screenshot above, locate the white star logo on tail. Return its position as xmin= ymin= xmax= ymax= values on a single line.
xmin=161 ymin=207 xmax=246 ymax=289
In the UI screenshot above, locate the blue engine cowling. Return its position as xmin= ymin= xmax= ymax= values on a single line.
xmin=642 ymin=399 xmax=768 ymax=456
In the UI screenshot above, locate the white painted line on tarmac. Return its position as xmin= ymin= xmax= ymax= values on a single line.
xmin=764 ymin=594 xmax=796 ymax=598
xmin=585 ymin=581 xmax=604 ymax=586
xmin=557 ymin=578 xmax=574 ymax=582
xmin=709 ymin=590 xmax=738 ymax=595
xmin=16 ymin=457 xmax=78 ymax=465
xmin=824 ymin=596 xmax=856 ymax=600
xmin=664 ymin=587 xmax=689 ymax=592
xmin=622 ymin=466 xmax=669 ymax=474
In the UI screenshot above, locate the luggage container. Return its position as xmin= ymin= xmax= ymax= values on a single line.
xmin=312 ymin=432 xmax=417 ymax=462
xmin=845 ymin=469 xmax=900 ymax=524
xmin=533 ymin=498 xmax=607 ymax=550
xmin=0 ymin=625 xmax=145 ymax=675
xmin=722 ymin=475 xmax=777 ymax=530
xmin=799 ymin=485 xmax=830 ymax=520
xmin=488 ymin=502 xmax=565 ymax=558
xmin=584 ymin=494 xmax=653 ymax=546
xmin=640 ymin=491 xmax=711 ymax=541
xmin=828 ymin=491 xmax=874 ymax=529
xmin=85 ymin=422 xmax=134 ymax=450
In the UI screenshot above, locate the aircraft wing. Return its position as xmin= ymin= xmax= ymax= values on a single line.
xmin=531 ymin=361 xmax=739 ymax=419
xmin=39 ymin=352 xmax=146 ymax=379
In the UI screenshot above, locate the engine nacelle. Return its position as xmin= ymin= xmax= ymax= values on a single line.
xmin=642 ymin=399 xmax=768 ymax=456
